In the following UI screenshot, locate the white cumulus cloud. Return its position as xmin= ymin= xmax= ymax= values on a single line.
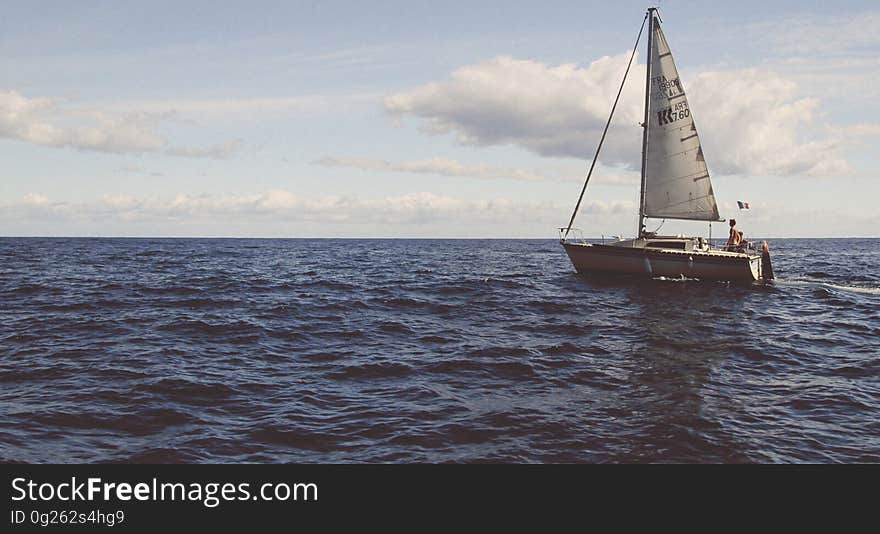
xmin=687 ymin=69 xmax=850 ymax=176
xmin=0 ymin=90 xmax=241 ymax=158
xmin=385 ymin=56 xmax=849 ymax=177
xmin=0 ymin=91 xmax=164 ymax=153
xmin=385 ymin=54 xmax=644 ymax=164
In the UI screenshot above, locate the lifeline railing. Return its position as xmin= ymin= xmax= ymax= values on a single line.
xmin=558 ymin=228 xmax=587 ymax=244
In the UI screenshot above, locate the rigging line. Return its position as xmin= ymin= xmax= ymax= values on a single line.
xmin=563 ymin=12 xmax=648 ymax=241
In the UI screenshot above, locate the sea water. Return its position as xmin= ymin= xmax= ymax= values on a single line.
xmin=1 ymin=237 xmax=877 ymax=462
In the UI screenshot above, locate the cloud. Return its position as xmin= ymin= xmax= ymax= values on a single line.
xmin=99 ymin=95 xmax=343 ymax=119
xmin=828 ymin=123 xmax=880 ymax=139
xmin=6 ymin=190 xmax=630 ymax=230
xmin=165 ymin=139 xmax=244 ymax=159
xmin=696 ymin=11 xmax=880 ymax=107
xmin=101 ymin=194 xmax=140 ymax=209
xmin=385 ymin=54 xmax=644 ymax=163
xmin=22 ymin=193 xmax=49 ymax=206
xmin=0 ymin=90 xmax=165 ymax=153
xmin=315 ymin=156 xmax=567 ymax=182
xmin=385 ymin=56 xmax=849 ymax=177
xmin=314 ymin=156 xmax=639 ymax=185
xmin=9 ymin=189 xmax=876 ymax=238
xmin=748 ymin=11 xmax=880 ymax=57
xmin=687 ymin=69 xmax=850 ymax=176
xmin=0 ymin=90 xmax=241 ymax=158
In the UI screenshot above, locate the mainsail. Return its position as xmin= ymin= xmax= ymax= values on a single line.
xmin=642 ymin=20 xmax=720 ymax=222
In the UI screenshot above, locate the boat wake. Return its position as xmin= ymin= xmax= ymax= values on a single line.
xmin=652 ymin=275 xmax=700 ymax=283
xmin=775 ymin=278 xmax=880 ymax=295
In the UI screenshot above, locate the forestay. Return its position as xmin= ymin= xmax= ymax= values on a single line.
xmin=642 ymin=21 xmax=721 ymax=221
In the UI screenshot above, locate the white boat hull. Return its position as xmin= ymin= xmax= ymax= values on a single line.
xmin=562 ymin=242 xmax=762 ymax=282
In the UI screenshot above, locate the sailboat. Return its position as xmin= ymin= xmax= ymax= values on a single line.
xmin=560 ymin=7 xmax=773 ymax=282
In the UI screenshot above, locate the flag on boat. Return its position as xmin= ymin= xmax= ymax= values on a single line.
xmin=737 ymin=201 xmax=750 ymax=209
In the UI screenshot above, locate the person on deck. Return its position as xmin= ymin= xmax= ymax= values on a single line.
xmin=726 ymin=219 xmax=741 ymax=252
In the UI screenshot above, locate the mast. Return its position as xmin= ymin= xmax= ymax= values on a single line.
xmin=638 ymin=7 xmax=655 ymax=238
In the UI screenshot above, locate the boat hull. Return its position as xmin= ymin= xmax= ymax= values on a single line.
xmin=562 ymin=242 xmax=761 ymax=282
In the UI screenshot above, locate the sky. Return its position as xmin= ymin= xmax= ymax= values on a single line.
xmin=1 ymin=0 xmax=878 ymax=238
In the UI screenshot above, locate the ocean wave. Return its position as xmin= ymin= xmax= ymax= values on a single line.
xmin=327 ymin=362 xmax=415 ymax=380
xmin=2 ymin=237 xmax=878 ymax=463
xmin=133 ymin=378 xmax=241 ymax=402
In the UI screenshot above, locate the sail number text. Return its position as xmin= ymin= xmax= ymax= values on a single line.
xmin=652 ymin=75 xmax=685 ymax=100
xmin=657 ymin=103 xmax=690 ymax=126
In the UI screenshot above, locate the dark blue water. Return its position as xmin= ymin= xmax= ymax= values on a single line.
xmin=1 ymin=238 xmax=878 ymax=463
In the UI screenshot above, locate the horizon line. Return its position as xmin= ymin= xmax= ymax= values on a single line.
xmin=1 ymin=235 xmax=878 ymax=240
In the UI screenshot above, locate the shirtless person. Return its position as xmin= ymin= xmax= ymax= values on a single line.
xmin=726 ymin=219 xmax=741 ymax=251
